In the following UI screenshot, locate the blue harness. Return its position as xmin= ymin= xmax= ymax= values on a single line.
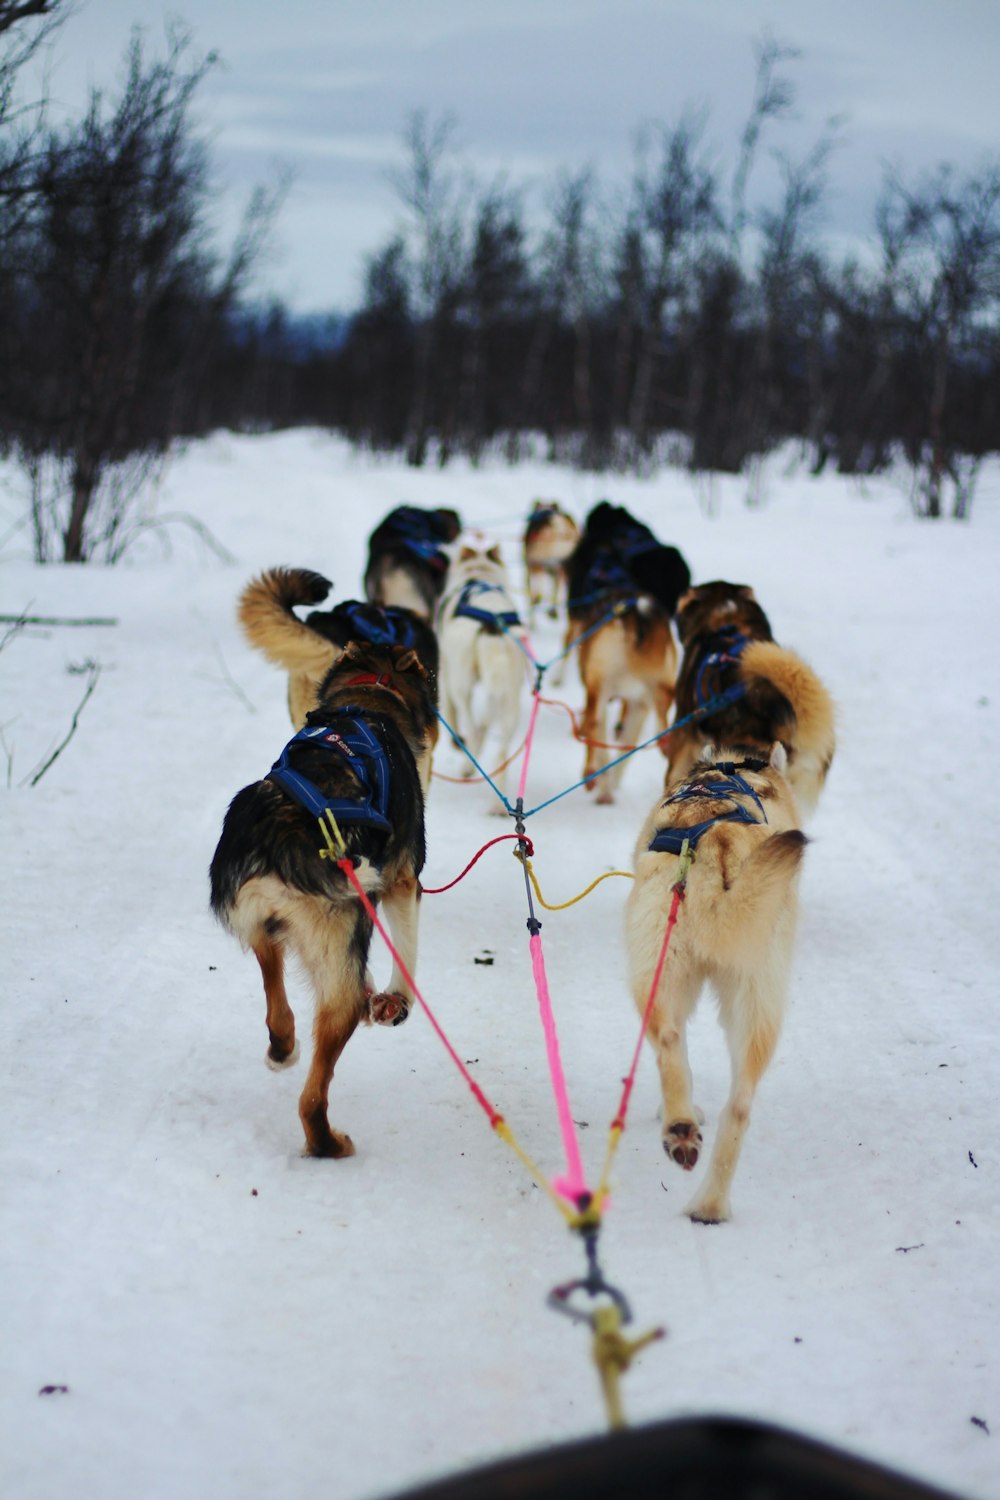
xmin=648 ymin=761 xmax=768 ymax=855
xmin=386 ymin=508 xmax=449 ymax=571
xmin=693 ymin=626 xmax=751 ymax=709
xmin=268 ymin=713 xmax=393 ymax=834
xmin=453 ymin=580 xmax=522 ymax=631
xmin=569 ymin=533 xmax=658 ymax=610
xmin=336 ymin=601 xmax=417 ymax=651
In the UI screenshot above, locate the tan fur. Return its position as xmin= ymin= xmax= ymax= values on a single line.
xmin=523 ymin=503 xmax=579 ymax=623
xmin=572 ymin=606 xmax=677 ymax=805
xmin=437 ymin=543 xmax=527 ymax=813
xmin=238 ymin=569 xmax=340 ymax=727
xmin=625 ymin=743 xmax=807 ymax=1222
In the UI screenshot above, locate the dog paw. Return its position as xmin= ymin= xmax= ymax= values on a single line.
xmin=307 ymin=1130 xmax=356 ymax=1159
xmin=266 ymin=1038 xmax=300 ymax=1071
xmin=663 ymin=1119 xmax=702 ymax=1170
xmin=369 ymin=991 xmax=411 ymax=1026
xmin=686 ymin=1195 xmax=730 ymax=1225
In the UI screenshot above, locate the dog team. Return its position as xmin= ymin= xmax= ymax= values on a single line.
xmin=211 ymin=495 xmax=835 ymax=1223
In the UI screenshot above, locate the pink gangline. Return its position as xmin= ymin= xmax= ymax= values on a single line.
xmin=528 ymin=930 xmax=589 ymax=1202
xmin=338 ymin=858 xmax=502 ymax=1127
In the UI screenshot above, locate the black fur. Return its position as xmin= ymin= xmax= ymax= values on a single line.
xmin=567 ymin=501 xmax=691 ymax=619
xmin=302 ymin=598 xmax=440 ymax=695
xmin=363 ymin=505 xmax=463 ymax=617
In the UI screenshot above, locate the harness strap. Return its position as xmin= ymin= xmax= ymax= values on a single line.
xmin=338 ymin=603 xmax=416 ymax=651
xmin=649 ymin=765 xmax=767 ymax=853
xmin=267 ymin=713 xmax=393 ymax=834
xmin=453 ymin=580 xmax=522 ymax=631
xmin=694 ymin=626 xmax=751 ymax=709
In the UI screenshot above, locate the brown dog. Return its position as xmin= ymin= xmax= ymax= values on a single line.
xmin=210 ymin=640 xmax=436 ymax=1159
xmin=626 ymin=742 xmax=807 ymax=1222
xmin=564 ymin=503 xmax=690 ymax=805
xmin=665 ymin=581 xmax=835 ymax=819
xmin=523 ymin=501 xmax=579 ymax=624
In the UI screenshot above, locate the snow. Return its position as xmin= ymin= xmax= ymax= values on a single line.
xmin=1 ymin=431 xmax=997 ymax=1500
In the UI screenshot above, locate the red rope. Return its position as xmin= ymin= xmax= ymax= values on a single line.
xmin=337 ymin=856 xmax=503 ymax=1127
xmin=610 ymin=881 xmax=686 ymax=1133
xmin=421 ymin=833 xmax=533 ymax=895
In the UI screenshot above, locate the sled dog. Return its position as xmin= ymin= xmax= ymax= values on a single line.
xmin=363 ymin=505 xmax=462 ymax=620
xmin=238 ymin=566 xmax=439 ymax=748
xmin=665 ymin=580 xmax=835 ymax=818
xmin=437 ymin=537 xmax=528 ymax=812
xmin=625 ymin=742 xmax=807 ymax=1222
xmin=564 ymin=502 xmax=690 ymax=804
xmin=210 ymin=639 xmax=436 ymax=1158
xmin=523 ymin=500 xmax=579 ymax=624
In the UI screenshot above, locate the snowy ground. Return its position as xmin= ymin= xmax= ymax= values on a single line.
xmin=1 ymin=431 xmax=997 ymax=1500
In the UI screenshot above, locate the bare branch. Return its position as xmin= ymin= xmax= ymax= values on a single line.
xmin=24 ymin=660 xmax=101 ymax=787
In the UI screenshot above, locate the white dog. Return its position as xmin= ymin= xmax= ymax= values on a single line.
xmin=437 ymin=537 xmax=529 ymax=813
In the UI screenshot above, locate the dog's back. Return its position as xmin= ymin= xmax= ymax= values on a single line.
xmin=364 ymin=506 xmax=462 ymax=619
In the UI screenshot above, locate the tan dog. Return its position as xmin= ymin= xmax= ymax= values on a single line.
xmin=437 ymin=538 xmax=528 ymax=812
xmin=210 ymin=641 xmax=436 ymax=1159
xmin=523 ymin=501 xmax=579 ymax=624
xmin=625 ymin=743 xmax=807 ymax=1223
xmin=665 ymin=581 xmax=835 ymax=818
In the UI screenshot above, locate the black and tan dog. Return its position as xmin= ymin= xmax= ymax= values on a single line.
xmin=626 ymin=741 xmax=807 ymax=1223
xmin=664 ymin=581 xmax=835 ymax=818
xmin=364 ymin=505 xmax=462 ymax=620
xmin=564 ymin=502 xmax=691 ymax=804
xmin=239 ymin=566 xmax=439 ymax=748
xmin=210 ymin=640 xmax=436 ymax=1159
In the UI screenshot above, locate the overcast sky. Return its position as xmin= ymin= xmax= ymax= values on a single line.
xmin=27 ymin=0 xmax=1000 ymax=313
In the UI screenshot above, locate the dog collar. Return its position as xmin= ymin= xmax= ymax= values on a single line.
xmin=343 ymin=672 xmax=404 ymax=696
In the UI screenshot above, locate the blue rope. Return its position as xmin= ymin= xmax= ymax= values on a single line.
xmin=435 ymin=708 xmax=516 ymax=813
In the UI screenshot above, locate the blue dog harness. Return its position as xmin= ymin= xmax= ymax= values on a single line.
xmin=693 ymin=625 xmax=751 ymax=709
xmin=648 ymin=760 xmax=768 ymax=855
xmin=386 ymin=507 xmax=450 ymax=571
xmin=268 ymin=712 xmax=393 ymax=834
xmin=336 ymin=601 xmax=417 ymax=651
xmin=453 ymin=580 xmax=522 ymax=631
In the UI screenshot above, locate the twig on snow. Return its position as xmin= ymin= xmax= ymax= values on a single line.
xmin=23 ymin=662 xmax=102 ymax=787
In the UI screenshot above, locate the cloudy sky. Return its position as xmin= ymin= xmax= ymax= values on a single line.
xmin=27 ymin=0 xmax=1000 ymax=313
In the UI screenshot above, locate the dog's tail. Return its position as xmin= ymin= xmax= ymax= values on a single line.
xmin=238 ymin=567 xmax=339 ymax=677
xmin=739 ymin=640 xmax=836 ymax=811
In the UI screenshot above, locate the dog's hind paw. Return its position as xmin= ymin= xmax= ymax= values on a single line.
xmin=686 ymin=1196 xmax=730 ymax=1225
xmin=369 ymin=991 xmax=411 ymax=1026
xmin=664 ymin=1119 xmax=702 ymax=1170
xmin=266 ymin=1038 xmax=300 ymax=1071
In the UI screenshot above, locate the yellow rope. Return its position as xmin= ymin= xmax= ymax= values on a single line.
xmin=492 ymin=1119 xmax=579 ymax=1225
xmin=590 ymin=1305 xmax=665 ymax=1430
xmin=513 ymin=847 xmax=634 ymax=910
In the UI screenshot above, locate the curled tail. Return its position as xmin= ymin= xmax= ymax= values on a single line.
xmin=238 ymin=567 xmax=338 ymax=678
xmin=740 ymin=641 xmax=836 ymax=813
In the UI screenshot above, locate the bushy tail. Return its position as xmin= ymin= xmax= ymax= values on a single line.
xmin=238 ymin=567 xmax=338 ymax=677
xmin=740 ymin=640 xmax=835 ymax=814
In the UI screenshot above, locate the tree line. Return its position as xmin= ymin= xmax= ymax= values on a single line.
xmin=1 ymin=10 xmax=997 ymax=564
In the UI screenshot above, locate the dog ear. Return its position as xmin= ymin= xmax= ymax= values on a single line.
xmin=768 ymin=741 xmax=788 ymax=772
xmin=487 ymin=544 xmax=503 ymax=564
xmin=458 ymin=544 xmax=478 ymax=562
xmin=395 ymin=648 xmax=426 ymax=678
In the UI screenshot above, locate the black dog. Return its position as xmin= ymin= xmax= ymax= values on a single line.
xmin=566 ymin=501 xmax=691 ymax=620
xmin=363 ymin=505 xmax=462 ymax=620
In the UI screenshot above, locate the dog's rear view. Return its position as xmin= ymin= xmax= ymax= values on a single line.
xmin=364 ymin=505 xmax=462 ymax=619
xmin=625 ymin=743 xmax=807 ymax=1223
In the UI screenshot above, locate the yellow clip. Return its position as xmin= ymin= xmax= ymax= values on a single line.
xmin=317 ymin=809 xmax=347 ymax=860
xmin=591 ymin=1304 xmax=665 ymax=1430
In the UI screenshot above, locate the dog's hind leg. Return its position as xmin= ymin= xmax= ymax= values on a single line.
xmin=684 ymin=968 xmax=785 ymax=1224
xmin=253 ymin=930 xmax=299 ymax=1070
xmin=296 ymin=906 xmax=369 ymax=1158
xmin=368 ymin=875 xmax=420 ymax=1026
xmin=647 ymin=965 xmax=705 ymax=1171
